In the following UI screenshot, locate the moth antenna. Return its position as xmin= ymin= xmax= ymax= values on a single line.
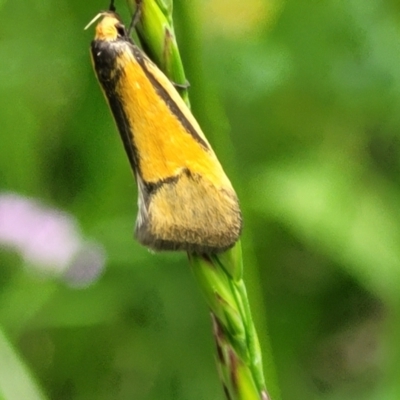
xmin=84 ymin=13 xmax=104 ymax=30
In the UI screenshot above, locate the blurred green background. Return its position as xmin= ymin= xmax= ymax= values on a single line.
xmin=1 ymin=0 xmax=400 ymax=399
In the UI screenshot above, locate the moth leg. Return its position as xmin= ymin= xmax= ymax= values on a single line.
xmin=109 ymin=0 xmax=116 ymax=12
xmin=128 ymin=0 xmax=143 ymax=36
xmin=173 ymin=80 xmax=190 ymax=90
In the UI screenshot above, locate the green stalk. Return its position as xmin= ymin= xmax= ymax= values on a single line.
xmin=126 ymin=1 xmax=270 ymax=398
xmin=127 ymin=0 xmax=189 ymax=106
xmin=0 ymin=327 xmax=48 ymax=400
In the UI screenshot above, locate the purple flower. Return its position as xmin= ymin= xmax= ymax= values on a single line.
xmin=0 ymin=193 xmax=106 ymax=287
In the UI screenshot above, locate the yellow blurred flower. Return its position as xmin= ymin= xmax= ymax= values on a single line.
xmin=202 ymin=0 xmax=282 ymax=39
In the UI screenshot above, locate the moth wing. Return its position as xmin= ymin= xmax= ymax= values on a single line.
xmin=134 ymin=170 xmax=242 ymax=254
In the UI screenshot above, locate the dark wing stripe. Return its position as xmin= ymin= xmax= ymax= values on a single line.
xmin=91 ymin=41 xmax=140 ymax=174
xmin=130 ymin=45 xmax=210 ymax=151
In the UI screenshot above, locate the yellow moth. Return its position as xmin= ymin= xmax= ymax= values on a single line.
xmin=88 ymin=12 xmax=242 ymax=253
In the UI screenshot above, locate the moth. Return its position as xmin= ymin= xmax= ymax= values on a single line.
xmin=88 ymin=12 xmax=242 ymax=253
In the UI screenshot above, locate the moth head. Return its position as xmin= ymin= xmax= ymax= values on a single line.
xmin=85 ymin=12 xmax=127 ymax=41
